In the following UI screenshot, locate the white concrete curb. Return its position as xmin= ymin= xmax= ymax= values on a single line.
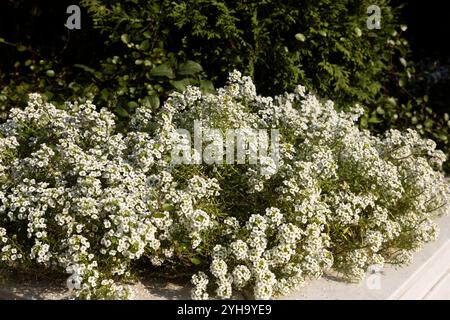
xmin=388 ymin=240 xmax=450 ymax=299
xmin=281 ymin=213 xmax=450 ymax=300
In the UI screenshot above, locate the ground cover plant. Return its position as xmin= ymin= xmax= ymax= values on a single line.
xmin=0 ymin=72 xmax=448 ymax=299
xmin=1 ymin=0 xmax=449 ymax=172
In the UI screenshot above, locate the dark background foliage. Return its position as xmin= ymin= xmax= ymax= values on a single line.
xmin=396 ymin=0 xmax=450 ymax=116
xmin=0 ymin=0 xmax=449 ymax=170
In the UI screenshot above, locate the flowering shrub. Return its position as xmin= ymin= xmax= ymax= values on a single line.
xmin=0 ymin=71 xmax=449 ymax=299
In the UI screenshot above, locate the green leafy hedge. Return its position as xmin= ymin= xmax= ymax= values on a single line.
xmin=0 ymin=0 xmax=449 ymax=171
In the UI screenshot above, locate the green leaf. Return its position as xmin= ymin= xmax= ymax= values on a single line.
xmin=170 ymin=80 xmax=186 ymax=92
xmin=17 ymin=45 xmax=27 ymax=52
xmin=128 ymin=101 xmax=139 ymax=109
xmin=139 ymin=40 xmax=150 ymax=51
xmin=120 ymin=34 xmax=130 ymax=44
xmin=162 ymin=203 xmax=175 ymax=211
xmin=360 ymin=116 xmax=368 ymax=128
xmin=399 ymin=57 xmax=407 ymax=67
xmin=142 ymin=95 xmax=160 ymax=109
xmin=200 ymin=79 xmax=215 ymax=93
xmin=177 ymin=60 xmax=203 ymax=76
xmin=99 ymin=89 xmax=109 ymax=101
xmin=43 ymin=91 xmax=54 ymax=100
xmin=0 ymin=37 xmax=5 ymax=43
xmin=190 ymin=257 xmax=202 ymax=265
xmin=170 ymin=78 xmax=193 ymax=92
xmin=424 ymin=119 xmax=434 ymax=128
xmin=150 ymin=95 xmax=160 ymax=109
xmin=114 ymin=107 xmax=129 ymax=118
xmin=149 ymin=64 xmax=174 ymax=78
xmin=74 ymin=64 xmax=97 ymax=75
xmin=376 ymin=106 xmax=385 ymax=115
xmin=387 ymin=97 xmax=397 ymax=106
xmin=46 ymin=70 xmax=55 ymax=77
xmin=368 ymin=116 xmax=382 ymax=123
xmin=153 ymin=212 xmax=166 ymax=219
xmin=179 ymin=243 xmax=188 ymax=252
xmin=295 ymin=33 xmax=306 ymax=42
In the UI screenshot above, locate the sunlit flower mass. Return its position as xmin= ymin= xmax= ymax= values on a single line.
xmin=0 ymin=71 xmax=448 ymax=299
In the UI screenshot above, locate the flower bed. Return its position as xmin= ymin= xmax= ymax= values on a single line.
xmin=0 ymin=71 xmax=448 ymax=299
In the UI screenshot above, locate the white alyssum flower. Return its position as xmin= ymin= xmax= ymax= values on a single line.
xmin=0 ymin=71 xmax=448 ymax=300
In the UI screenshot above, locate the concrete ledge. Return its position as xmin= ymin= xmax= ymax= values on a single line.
xmin=389 ymin=239 xmax=450 ymax=299
xmin=281 ymin=212 xmax=450 ymax=300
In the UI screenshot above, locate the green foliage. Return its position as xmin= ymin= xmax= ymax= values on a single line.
xmin=0 ymin=0 xmax=213 ymax=125
xmin=80 ymin=0 xmax=214 ymax=119
xmin=164 ymin=0 xmax=389 ymax=100
xmin=0 ymin=56 xmax=98 ymax=120
xmin=0 ymin=0 xmax=449 ymax=170
xmin=160 ymin=0 xmax=450 ymax=171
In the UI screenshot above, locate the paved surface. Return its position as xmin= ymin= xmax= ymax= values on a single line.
xmin=282 ymin=213 xmax=450 ymax=300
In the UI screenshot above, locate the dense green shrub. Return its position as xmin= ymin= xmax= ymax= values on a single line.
xmin=1 ymin=0 xmax=449 ymax=169
xmin=80 ymin=0 xmax=406 ymax=107
xmin=158 ymin=0 xmax=450 ymax=170
xmin=0 ymin=1 xmax=213 ymax=125
xmin=80 ymin=0 xmax=216 ymax=119
xmin=0 ymin=72 xmax=448 ymax=299
xmin=0 ymin=0 xmax=449 ymax=171
xmin=0 ymin=0 xmax=107 ymax=122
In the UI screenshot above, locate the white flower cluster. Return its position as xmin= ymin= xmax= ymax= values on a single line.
xmin=158 ymin=70 xmax=448 ymax=299
xmin=0 ymin=72 xmax=448 ymax=300
xmin=0 ymin=94 xmax=218 ymax=298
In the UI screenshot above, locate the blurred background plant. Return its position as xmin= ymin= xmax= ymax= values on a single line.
xmin=0 ymin=0 xmax=212 ymax=128
xmin=0 ymin=0 xmax=448 ymax=170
